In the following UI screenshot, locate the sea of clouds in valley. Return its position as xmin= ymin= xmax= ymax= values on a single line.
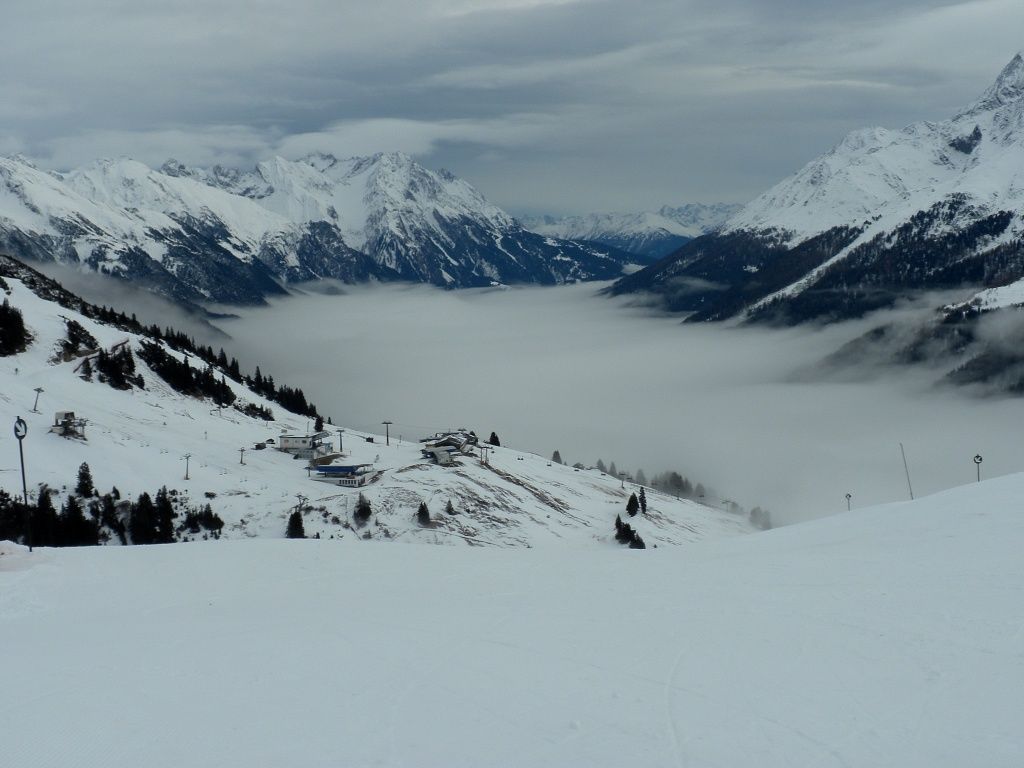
xmin=193 ymin=281 xmax=1021 ymax=524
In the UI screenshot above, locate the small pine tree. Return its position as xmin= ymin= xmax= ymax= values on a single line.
xmin=626 ymin=492 xmax=639 ymax=517
xmin=596 ymin=459 xmax=607 ymax=473
xmin=154 ymin=486 xmax=177 ymax=543
xmin=75 ymin=462 xmax=95 ymax=498
xmin=416 ymin=501 xmax=431 ymax=527
xmin=286 ymin=510 xmax=306 ymax=538
xmin=488 ymin=431 xmax=500 ymax=447
xmin=129 ymin=492 xmax=157 ymax=545
xmin=79 ymin=356 xmax=93 ymax=381
xmin=353 ymin=493 xmax=372 ymax=528
xmin=314 ymin=414 xmax=324 ymax=432
xmin=608 ymin=461 xmax=618 ymax=479
xmin=638 ymin=487 xmax=647 ymax=515
xmin=445 ymin=499 xmax=456 ymax=515
xmin=551 ymin=450 xmax=563 ymax=464
xmin=629 ymin=534 xmax=646 ymax=550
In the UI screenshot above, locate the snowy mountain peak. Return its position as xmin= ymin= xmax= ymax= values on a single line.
xmin=611 ymin=52 xmax=1024 ymax=327
xmin=0 ymin=149 xmax=629 ymax=300
xmin=959 ymin=52 xmax=1024 ymax=116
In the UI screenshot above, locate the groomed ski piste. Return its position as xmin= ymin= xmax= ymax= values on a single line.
xmin=0 ymin=261 xmax=752 ymax=548
xmin=2 ymin=469 xmax=1022 ymax=766
xmin=4 ymin=261 xmax=1020 ymax=766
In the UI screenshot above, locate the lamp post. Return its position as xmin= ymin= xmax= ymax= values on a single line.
xmin=845 ymin=493 xmax=852 ymax=511
xmin=239 ymin=447 xmax=246 ymax=465
xmin=974 ymin=454 xmax=983 ymax=483
xmin=337 ymin=429 xmax=345 ymax=454
xmin=31 ymin=387 xmax=43 ymax=413
xmin=13 ymin=417 xmax=30 ymax=552
xmin=382 ymin=421 xmax=393 ymax=446
xmin=184 ymin=453 xmax=192 ymax=480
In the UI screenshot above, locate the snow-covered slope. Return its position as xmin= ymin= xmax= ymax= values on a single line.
xmin=3 ymin=458 xmax=1021 ymax=766
xmin=0 ymin=152 xmax=628 ymax=303
xmin=523 ymin=203 xmax=740 ymax=260
xmin=612 ymin=53 xmax=1024 ymax=324
xmin=0 ymin=256 xmax=751 ymax=548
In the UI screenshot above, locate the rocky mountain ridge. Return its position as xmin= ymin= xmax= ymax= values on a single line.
xmin=0 ymin=152 xmax=629 ymax=304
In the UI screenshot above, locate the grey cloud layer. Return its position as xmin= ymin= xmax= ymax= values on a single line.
xmin=4 ymin=0 xmax=1021 ymax=214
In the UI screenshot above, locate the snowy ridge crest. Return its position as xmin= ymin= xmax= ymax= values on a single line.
xmin=0 ymin=151 xmax=629 ymax=302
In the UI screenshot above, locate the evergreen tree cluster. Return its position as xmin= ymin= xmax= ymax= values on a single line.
xmin=649 ymin=471 xmax=704 ymax=500
xmin=614 ymin=515 xmax=645 ymax=549
xmin=182 ymin=505 xmax=225 ymax=538
xmin=248 ymin=367 xmax=318 ymax=418
xmin=235 ymin=402 xmax=275 ymax=421
xmin=138 ymin=341 xmax=236 ymax=405
xmin=94 ymin=345 xmax=145 ymax=390
xmin=0 ymin=297 xmax=30 ymax=355
xmin=0 ymin=462 xmax=224 ymax=547
xmin=59 ymin=318 xmax=98 ymax=360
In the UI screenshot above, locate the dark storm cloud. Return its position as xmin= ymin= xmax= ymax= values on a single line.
xmin=2 ymin=0 xmax=1021 ymax=213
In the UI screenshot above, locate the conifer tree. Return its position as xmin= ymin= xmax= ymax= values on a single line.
xmin=154 ymin=487 xmax=177 ymax=543
xmin=488 ymin=431 xmax=500 ymax=446
xmin=353 ymin=493 xmax=372 ymax=527
xmin=129 ymin=492 xmax=157 ymax=545
xmin=551 ymin=450 xmax=563 ymax=464
xmin=32 ymin=486 xmax=59 ymax=547
xmin=315 ymin=414 xmax=324 ymax=432
xmin=75 ymin=462 xmax=95 ymax=498
xmin=445 ymin=499 xmax=456 ymax=515
xmin=61 ymin=495 xmax=99 ymax=546
xmin=596 ymin=459 xmax=607 ymax=473
xmin=286 ymin=510 xmax=306 ymax=538
xmin=416 ymin=501 xmax=431 ymax=527
xmin=626 ymin=492 xmax=639 ymax=517
xmin=638 ymin=487 xmax=647 ymax=515
xmin=79 ymin=356 xmax=93 ymax=381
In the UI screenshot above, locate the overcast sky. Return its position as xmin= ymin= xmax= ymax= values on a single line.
xmin=4 ymin=0 xmax=1023 ymax=215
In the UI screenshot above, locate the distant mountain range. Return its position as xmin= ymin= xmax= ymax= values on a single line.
xmin=0 ymin=151 xmax=630 ymax=304
xmin=521 ymin=203 xmax=741 ymax=261
xmin=611 ymin=52 xmax=1024 ymax=328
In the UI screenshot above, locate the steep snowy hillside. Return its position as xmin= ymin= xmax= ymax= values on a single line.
xmin=611 ymin=53 xmax=1024 ymax=325
xmin=524 ymin=202 xmax=740 ymax=260
xmin=0 ymin=152 xmax=628 ymax=304
xmin=0 ymin=256 xmax=751 ymax=548
xmin=3 ymin=463 xmax=1021 ymax=766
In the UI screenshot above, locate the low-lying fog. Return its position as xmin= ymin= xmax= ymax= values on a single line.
xmin=198 ymin=281 xmax=1021 ymax=524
